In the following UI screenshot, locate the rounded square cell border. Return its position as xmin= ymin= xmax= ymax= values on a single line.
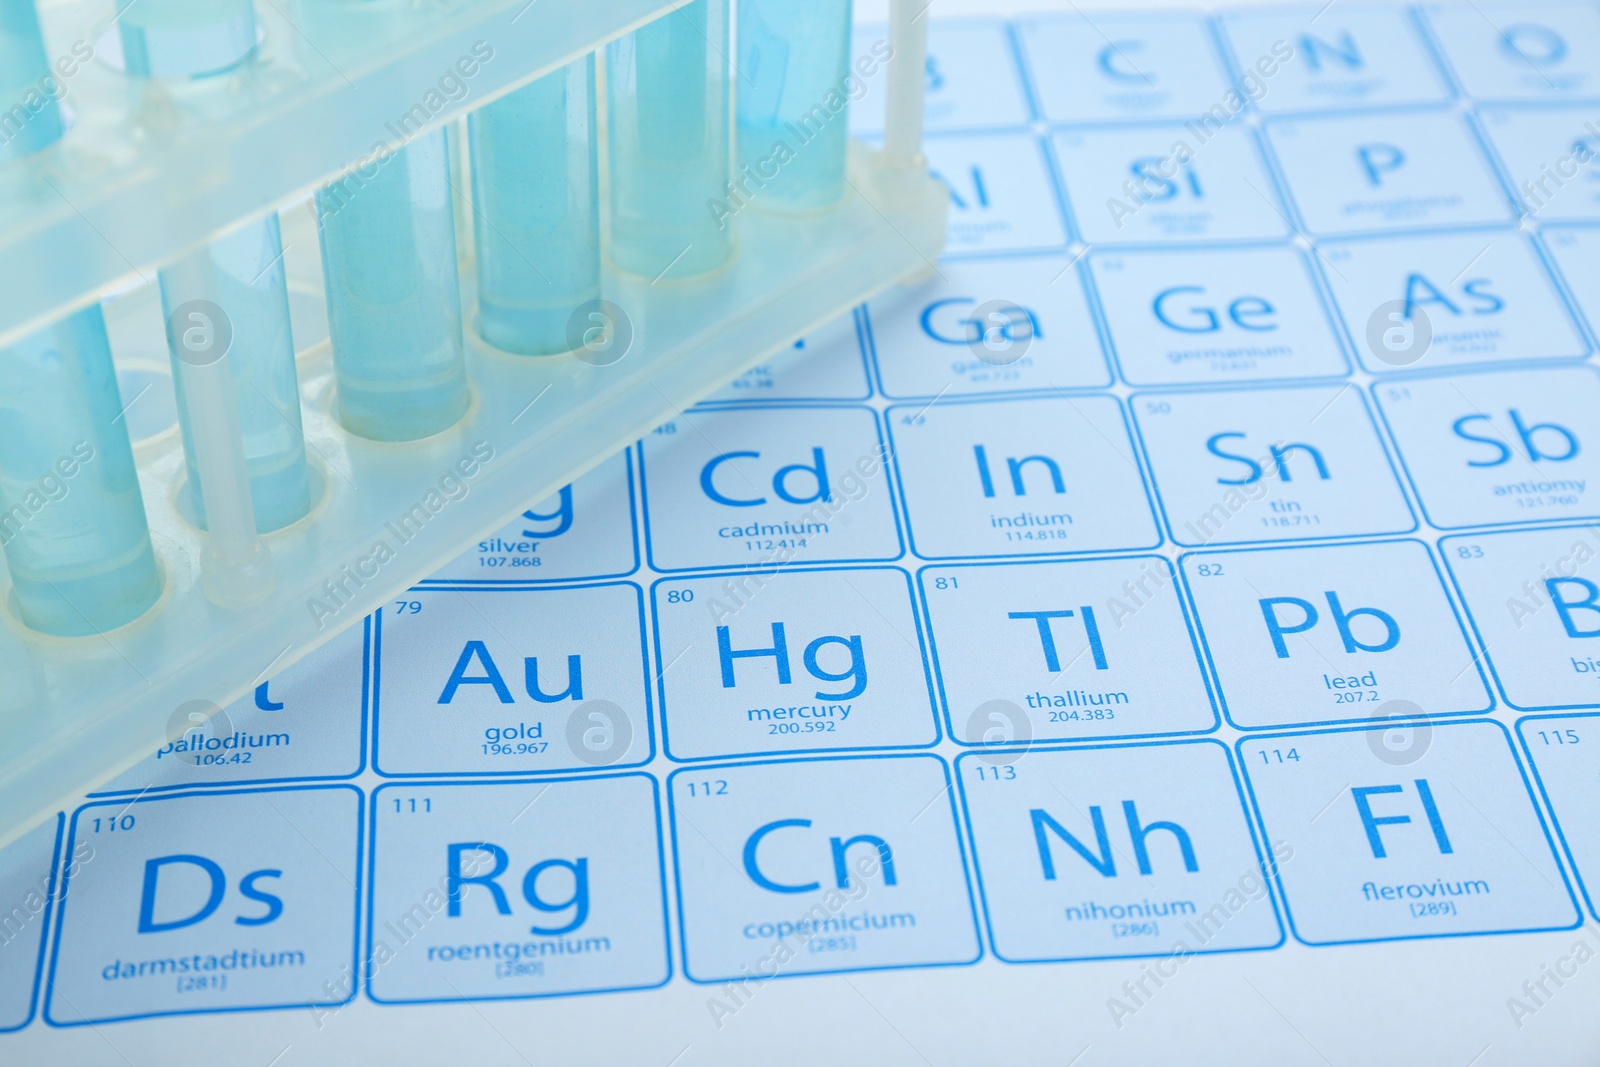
xmin=1258 ymin=105 xmax=1515 ymax=239
xmin=650 ymin=567 xmax=944 ymax=764
xmin=694 ymin=310 xmax=876 ymax=407
xmin=45 ymin=785 xmax=365 ymax=1028
xmin=0 ymin=814 xmax=63 ymax=1034
xmin=1234 ymin=720 xmax=1583 ymax=948
xmin=664 ymin=754 xmax=985 ymax=984
xmin=363 ymin=774 xmax=673 ymax=1006
xmin=1517 ymin=712 xmax=1600 ymax=921
xmin=638 ymin=403 xmax=907 ymax=575
xmin=884 ymin=393 xmax=1164 ymax=562
xmin=953 ymin=738 xmax=1287 ymax=966
xmin=1534 ymin=224 xmax=1600 ymax=347
xmin=1047 ymin=125 xmax=1293 ymax=248
xmin=1324 ymin=228 xmax=1592 ymax=376
xmin=1421 ymin=5 xmax=1600 ymax=103
xmin=414 ymin=449 xmax=642 ymax=587
xmin=922 ymin=131 xmax=1074 ymax=257
xmin=1128 ymin=382 xmax=1419 ymax=549
xmin=1214 ymin=7 xmax=1455 ymax=116
xmin=1014 ymin=11 xmax=1234 ymax=126
xmin=860 ymin=251 xmax=1115 ymax=402
xmin=370 ymin=581 xmax=657 ymax=779
xmin=1370 ymin=365 xmax=1600 ymax=533
xmin=851 ymin=17 xmax=1035 ymax=135
xmin=1086 ymin=242 xmax=1354 ymax=389
xmin=916 ymin=556 xmax=1223 ymax=747
xmin=91 ymin=616 xmax=374 ymax=797
xmin=1177 ymin=539 xmax=1495 ymax=732
xmin=1438 ymin=524 xmax=1600 ymax=712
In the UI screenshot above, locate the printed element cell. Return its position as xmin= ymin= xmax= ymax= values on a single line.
xmin=1376 ymin=367 xmax=1600 ymax=528
xmin=48 ymin=788 xmax=362 ymax=1025
xmin=374 ymin=585 xmax=651 ymax=775
xmin=368 ymin=777 xmax=669 ymax=1003
xmin=1264 ymin=109 xmax=1513 ymax=235
xmin=1182 ymin=541 xmax=1492 ymax=729
xmin=1136 ymin=385 xmax=1414 ymax=545
xmin=1424 ymin=3 xmax=1600 ymax=101
xmin=671 ymin=756 xmax=979 ymax=982
xmin=866 ymin=255 xmax=1110 ymax=399
xmin=706 ymin=310 xmax=870 ymax=404
xmin=654 ymin=568 xmax=938 ymax=760
xmin=1519 ymin=714 xmax=1600 ymax=921
xmin=1478 ymin=106 xmax=1600 ymax=222
xmin=923 ymin=135 xmax=1068 ymax=255
xmin=640 ymin=405 xmax=902 ymax=571
xmin=1016 ymin=13 xmax=1232 ymax=123
xmin=958 ymin=742 xmax=1283 ymax=962
xmin=1089 ymin=245 xmax=1349 ymax=386
xmin=1219 ymin=7 xmax=1450 ymax=112
xmin=921 ymin=557 xmax=1215 ymax=744
xmin=1443 ymin=525 xmax=1600 ymax=711
xmin=1053 ymin=124 xmax=1289 ymax=245
xmin=890 ymin=395 xmax=1159 ymax=560
xmin=96 ymin=619 xmax=368 ymax=794
xmin=1543 ymin=226 xmax=1600 ymax=336
xmin=1242 ymin=721 xmax=1578 ymax=944
xmin=425 ymin=450 xmax=638 ymax=584
xmin=1325 ymin=230 xmax=1587 ymax=373
xmin=850 ymin=20 xmax=1030 ymax=133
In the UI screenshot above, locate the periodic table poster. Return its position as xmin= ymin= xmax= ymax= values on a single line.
xmin=5 ymin=3 xmax=1600 ymax=1063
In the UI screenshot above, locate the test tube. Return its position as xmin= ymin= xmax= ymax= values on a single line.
xmin=0 ymin=307 xmax=163 ymax=636
xmin=119 ymin=0 xmax=258 ymax=79
xmin=469 ymin=58 xmax=600 ymax=355
xmin=316 ymin=129 xmax=471 ymax=441
xmin=606 ymin=0 xmax=732 ymax=280
xmin=736 ymin=0 xmax=853 ymax=212
xmin=0 ymin=0 xmax=64 ymax=162
xmin=884 ymin=0 xmax=931 ymax=169
xmin=160 ymin=215 xmax=311 ymax=533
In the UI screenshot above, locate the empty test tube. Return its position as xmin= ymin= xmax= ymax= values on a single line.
xmin=316 ymin=130 xmax=471 ymax=441
xmin=160 ymin=215 xmax=311 ymax=533
xmin=736 ymin=0 xmax=853 ymax=212
xmin=0 ymin=0 xmax=65 ymax=161
xmin=607 ymin=0 xmax=732 ymax=280
xmin=469 ymin=58 xmax=600 ymax=355
xmin=119 ymin=0 xmax=258 ymax=79
xmin=884 ymin=0 xmax=930 ymax=170
xmin=0 ymin=307 xmax=162 ymax=636
xmin=166 ymin=309 xmax=276 ymax=609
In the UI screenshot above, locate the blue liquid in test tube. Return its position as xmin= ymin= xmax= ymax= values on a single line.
xmin=469 ymin=58 xmax=600 ymax=355
xmin=119 ymin=0 xmax=258 ymax=79
xmin=737 ymin=0 xmax=853 ymax=212
xmin=0 ymin=308 xmax=163 ymax=636
xmin=607 ymin=0 xmax=732 ymax=280
xmin=0 ymin=0 xmax=65 ymax=161
xmin=160 ymin=215 xmax=311 ymax=532
xmin=316 ymin=129 xmax=471 ymax=441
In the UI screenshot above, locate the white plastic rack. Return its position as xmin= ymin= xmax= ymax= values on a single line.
xmin=0 ymin=0 xmax=944 ymax=847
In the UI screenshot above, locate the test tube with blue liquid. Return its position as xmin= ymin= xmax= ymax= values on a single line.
xmin=317 ymin=130 xmax=472 ymax=441
xmin=159 ymin=215 xmax=311 ymax=533
xmin=607 ymin=0 xmax=732 ymax=280
xmin=118 ymin=0 xmax=258 ymax=79
xmin=470 ymin=58 xmax=600 ymax=355
xmin=736 ymin=0 xmax=854 ymax=212
xmin=113 ymin=0 xmax=289 ymax=602
xmin=0 ymin=0 xmax=65 ymax=163
xmin=0 ymin=308 xmax=163 ymax=636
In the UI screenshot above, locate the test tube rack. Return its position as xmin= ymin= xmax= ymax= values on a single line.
xmin=0 ymin=0 xmax=944 ymax=847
